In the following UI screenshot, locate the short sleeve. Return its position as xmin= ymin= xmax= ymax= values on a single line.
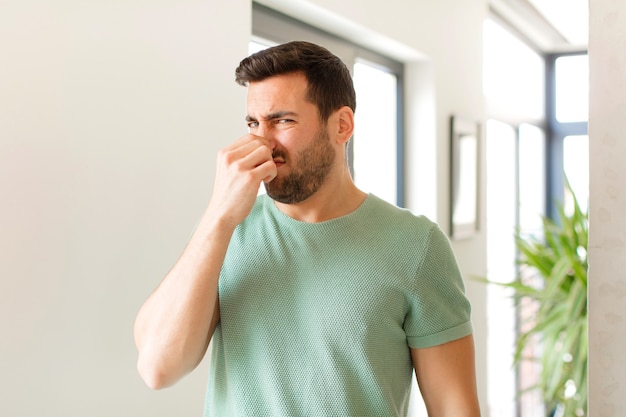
xmin=404 ymin=224 xmax=473 ymax=348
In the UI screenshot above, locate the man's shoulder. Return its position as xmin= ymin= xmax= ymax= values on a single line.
xmin=364 ymin=194 xmax=436 ymax=230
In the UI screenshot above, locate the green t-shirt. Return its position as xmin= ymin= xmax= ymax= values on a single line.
xmin=204 ymin=194 xmax=472 ymax=416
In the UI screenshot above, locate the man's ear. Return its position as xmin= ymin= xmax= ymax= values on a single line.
xmin=334 ymin=106 xmax=355 ymax=145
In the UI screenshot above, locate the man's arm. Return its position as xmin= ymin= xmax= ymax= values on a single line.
xmin=133 ymin=215 xmax=231 ymax=390
xmin=411 ymin=335 xmax=481 ymax=417
xmin=133 ymin=134 xmax=277 ymax=389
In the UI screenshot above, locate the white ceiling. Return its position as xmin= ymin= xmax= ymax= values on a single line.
xmin=490 ymin=0 xmax=589 ymax=52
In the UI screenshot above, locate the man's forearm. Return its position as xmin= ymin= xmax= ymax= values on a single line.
xmin=134 ymin=213 xmax=235 ymax=389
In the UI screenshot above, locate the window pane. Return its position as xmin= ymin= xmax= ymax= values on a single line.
xmin=517 ymin=123 xmax=547 ymax=417
xmin=483 ymin=19 xmax=545 ymax=121
xmin=248 ymin=39 xmax=274 ymax=55
xmin=352 ymin=61 xmax=398 ymax=205
xmin=486 ymin=119 xmax=518 ymax=417
xmin=519 ymin=123 xmax=546 ymax=234
xmin=555 ymin=55 xmax=589 ymax=123
xmin=564 ymin=135 xmax=589 ymax=214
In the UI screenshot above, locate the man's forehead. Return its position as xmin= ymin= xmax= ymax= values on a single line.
xmin=246 ymin=76 xmax=315 ymax=117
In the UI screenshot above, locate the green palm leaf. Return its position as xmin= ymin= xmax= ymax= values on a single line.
xmin=480 ymin=178 xmax=588 ymax=416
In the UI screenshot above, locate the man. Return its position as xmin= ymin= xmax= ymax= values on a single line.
xmin=134 ymin=41 xmax=480 ymax=416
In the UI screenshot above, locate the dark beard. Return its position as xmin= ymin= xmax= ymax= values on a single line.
xmin=264 ymin=129 xmax=335 ymax=204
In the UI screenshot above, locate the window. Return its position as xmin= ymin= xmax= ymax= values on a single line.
xmin=547 ymin=53 xmax=589 ymax=217
xmin=555 ymin=55 xmax=589 ymax=123
xmin=483 ymin=18 xmax=545 ymax=123
xmin=352 ymin=60 xmax=399 ymax=204
xmin=563 ymin=134 xmax=589 ymax=214
xmin=251 ymin=3 xmax=404 ymax=207
xmin=485 ymin=120 xmax=518 ymax=417
xmin=519 ymin=124 xmax=547 ymax=235
xmin=484 ymin=16 xmax=547 ymax=417
xmin=485 ymin=14 xmax=588 ymax=417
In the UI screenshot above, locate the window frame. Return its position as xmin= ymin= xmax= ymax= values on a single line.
xmin=545 ymin=51 xmax=588 ymax=219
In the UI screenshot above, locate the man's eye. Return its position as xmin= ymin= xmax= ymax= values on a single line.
xmin=277 ymin=119 xmax=293 ymax=124
xmin=247 ymin=121 xmax=259 ymax=129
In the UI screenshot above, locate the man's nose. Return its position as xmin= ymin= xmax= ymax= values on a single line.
xmin=256 ymin=121 xmax=271 ymax=138
xmin=256 ymin=123 xmax=277 ymax=150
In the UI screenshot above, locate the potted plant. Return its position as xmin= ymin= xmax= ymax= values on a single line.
xmin=487 ymin=182 xmax=588 ymax=416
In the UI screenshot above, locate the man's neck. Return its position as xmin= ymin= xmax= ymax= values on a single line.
xmin=273 ymin=176 xmax=367 ymax=223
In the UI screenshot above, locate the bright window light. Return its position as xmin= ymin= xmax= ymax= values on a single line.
xmin=519 ymin=123 xmax=546 ymax=234
xmin=248 ymin=39 xmax=273 ymax=55
xmin=555 ymin=55 xmax=589 ymax=123
xmin=352 ymin=61 xmax=398 ymax=205
xmin=483 ymin=19 xmax=545 ymax=121
xmin=563 ymin=135 xmax=589 ymax=214
xmin=485 ymin=119 xmax=517 ymax=417
xmin=528 ymin=0 xmax=589 ymax=45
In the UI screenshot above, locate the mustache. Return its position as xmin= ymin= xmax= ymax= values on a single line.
xmin=272 ymin=150 xmax=287 ymax=160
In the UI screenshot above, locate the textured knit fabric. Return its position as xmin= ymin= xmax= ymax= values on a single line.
xmin=204 ymin=194 xmax=472 ymax=417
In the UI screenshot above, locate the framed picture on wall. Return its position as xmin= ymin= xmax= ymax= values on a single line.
xmin=450 ymin=115 xmax=480 ymax=239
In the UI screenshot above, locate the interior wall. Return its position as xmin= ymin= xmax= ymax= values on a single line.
xmin=0 ymin=1 xmax=249 ymax=415
xmin=0 ymin=0 xmax=488 ymax=415
xmin=588 ymin=0 xmax=626 ymax=415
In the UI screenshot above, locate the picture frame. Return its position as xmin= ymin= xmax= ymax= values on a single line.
xmin=449 ymin=115 xmax=480 ymax=239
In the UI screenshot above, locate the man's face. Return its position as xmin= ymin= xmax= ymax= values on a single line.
xmin=246 ymin=72 xmax=336 ymax=204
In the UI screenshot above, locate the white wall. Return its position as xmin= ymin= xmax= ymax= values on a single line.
xmin=588 ymin=0 xmax=626 ymax=415
xmin=1 ymin=1 xmax=249 ymax=415
xmin=0 ymin=0 xmax=488 ymax=415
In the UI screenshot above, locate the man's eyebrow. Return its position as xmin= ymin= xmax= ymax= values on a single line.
xmin=245 ymin=111 xmax=298 ymax=122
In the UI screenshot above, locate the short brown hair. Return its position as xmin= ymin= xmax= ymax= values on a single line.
xmin=235 ymin=41 xmax=356 ymax=122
